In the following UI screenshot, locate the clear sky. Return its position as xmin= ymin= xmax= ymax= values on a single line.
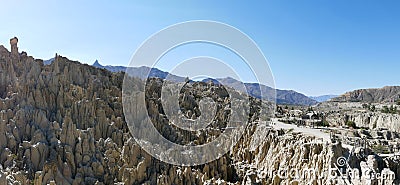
xmin=1 ymin=0 xmax=399 ymax=96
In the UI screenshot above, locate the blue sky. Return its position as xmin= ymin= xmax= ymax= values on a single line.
xmin=1 ymin=1 xmax=399 ymax=96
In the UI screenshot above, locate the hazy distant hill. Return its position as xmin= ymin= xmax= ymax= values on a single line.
xmin=330 ymin=86 xmax=400 ymax=103
xmin=92 ymin=60 xmax=186 ymax=82
xmin=93 ymin=60 xmax=128 ymax=73
xmin=274 ymin=89 xmax=318 ymax=106
xmin=92 ymin=62 xmax=318 ymax=106
xmin=309 ymin=95 xmax=338 ymax=102
xmin=43 ymin=57 xmax=55 ymax=65
xmin=216 ymin=77 xmax=318 ymax=106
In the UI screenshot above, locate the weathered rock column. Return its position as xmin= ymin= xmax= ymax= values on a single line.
xmin=10 ymin=37 xmax=18 ymax=58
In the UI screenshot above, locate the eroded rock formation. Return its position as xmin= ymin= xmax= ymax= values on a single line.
xmin=0 ymin=39 xmax=398 ymax=185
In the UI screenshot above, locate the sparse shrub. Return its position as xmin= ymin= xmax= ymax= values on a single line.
xmin=372 ymin=144 xmax=390 ymax=154
xmin=319 ymin=120 xmax=330 ymax=127
xmin=364 ymin=103 xmax=376 ymax=112
xmin=382 ymin=106 xmax=389 ymax=113
xmin=390 ymin=105 xmax=398 ymax=114
xmin=381 ymin=105 xmax=397 ymax=114
xmin=346 ymin=121 xmax=357 ymax=129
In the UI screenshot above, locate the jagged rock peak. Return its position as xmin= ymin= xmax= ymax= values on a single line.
xmin=93 ymin=59 xmax=102 ymax=67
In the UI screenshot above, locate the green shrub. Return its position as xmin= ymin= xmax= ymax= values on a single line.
xmin=381 ymin=105 xmax=397 ymax=114
xmin=346 ymin=121 xmax=357 ymax=129
xmin=372 ymin=144 xmax=390 ymax=154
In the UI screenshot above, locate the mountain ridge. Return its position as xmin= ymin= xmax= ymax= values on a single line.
xmin=92 ymin=61 xmax=318 ymax=105
xmin=330 ymin=86 xmax=400 ymax=103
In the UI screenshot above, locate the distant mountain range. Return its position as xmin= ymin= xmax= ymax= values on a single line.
xmin=309 ymin=95 xmax=338 ymax=102
xmin=331 ymin=86 xmax=400 ymax=103
xmin=215 ymin=77 xmax=318 ymax=105
xmin=93 ymin=60 xmax=129 ymax=73
xmin=92 ymin=60 xmax=318 ymax=106
xmin=43 ymin=58 xmax=55 ymax=65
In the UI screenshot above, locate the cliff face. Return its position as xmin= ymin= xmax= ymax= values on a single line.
xmin=326 ymin=112 xmax=400 ymax=132
xmin=229 ymin=124 xmax=340 ymax=184
xmin=318 ymin=102 xmax=400 ymax=133
xmin=331 ymin=86 xmax=400 ymax=103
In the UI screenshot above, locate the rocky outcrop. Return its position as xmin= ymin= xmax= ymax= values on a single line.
xmin=230 ymin=124 xmax=340 ymax=184
xmin=0 ymin=44 xmax=134 ymax=184
xmin=326 ymin=112 xmax=400 ymax=132
xmin=347 ymin=155 xmax=397 ymax=185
